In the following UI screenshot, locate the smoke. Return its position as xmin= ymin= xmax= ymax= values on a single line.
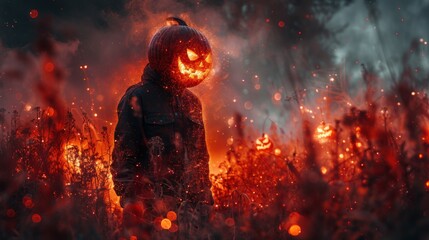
xmin=328 ymin=0 xmax=429 ymax=87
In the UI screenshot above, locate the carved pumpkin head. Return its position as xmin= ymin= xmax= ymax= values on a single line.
xmin=148 ymin=17 xmax=212 ymax=88
xmin=314 ymin=121 xmax=335 ymax=144
xmin=255 ymin=133 xmax=273 ymax=151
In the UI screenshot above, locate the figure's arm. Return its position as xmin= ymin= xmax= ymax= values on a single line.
xmin=111 ymin=90 xmax=145 ymax=197
xmin=193 ymin=100 xmax=214 ymax=205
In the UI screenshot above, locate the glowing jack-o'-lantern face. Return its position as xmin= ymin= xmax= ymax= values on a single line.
xmin=148 ymin=17 xmax=212 ymax=88
xmin=314 ymin=122 xmax=334 ymax=144
xmin=256 ymin=134 xmax=273 ymax=151
xmin=178 ymin=48 xmax=211 ymax=81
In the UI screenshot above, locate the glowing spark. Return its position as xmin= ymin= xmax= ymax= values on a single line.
xmin=167 ymin=211 xmax=177 ymax=221
xmin=288 ymin=224 xmax=301 ymax=236
xmin=29 ymin=9 xmax=38 ymax=19
xmin=225 ymin=217 xmax=235 ymax=227
xmin=244 ymin=101 xmax=253 ymax=110
xmin=31 ymin=214 xmax=42 ymax=223
xmin=44 ymin=62 xmax=55 ymax=73
xmin=227 ymin=117 xmax=234 ymax=127
xmin=24 ymin=104 xmax=32 ymax=111
xmin=274 ymin=92 xmax=282 ymax=101
xmin=161 ymin=218 xmax=172 ymax=230
xmin=45 ymin=107 xmax=55 ymax=117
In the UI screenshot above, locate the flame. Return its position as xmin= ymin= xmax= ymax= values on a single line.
xmin=64 ymin=143 xmax=82 ymax=176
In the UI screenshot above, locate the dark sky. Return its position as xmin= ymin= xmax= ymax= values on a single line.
xmin=0 ymin=0 xmax=127 ymax=47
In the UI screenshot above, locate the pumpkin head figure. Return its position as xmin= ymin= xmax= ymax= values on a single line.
xmin=148 ymin=17 xmax=212 ymax=88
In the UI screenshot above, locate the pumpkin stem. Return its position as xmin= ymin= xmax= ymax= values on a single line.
xmin=166 ymin=17 xmax=188 ymax=26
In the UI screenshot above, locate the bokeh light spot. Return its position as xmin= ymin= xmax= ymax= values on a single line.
xmin=29 ymin=9 xmax=38 ymax=19
xmin=167 ymin=211 xmax=177 ymax=221
xmin=161 ymin=218 xmax=172 ymax=230
xmin=32 ymin=214 xmax=42 ymax=223
xmin=321 ymin=166 xmax=328 ymax=175
xmin=44 ymin=62 xmax=55 ymax=73
xmin=225 ymin=217 xmax=235 ymax=227
xmin=6 ymin=209 xmax=16 ymax=218
xmin=288 ymin=224 xmax=301 ymax=236
xmin=23 ymin=195 xmax=34 ymax=209
xmin=169 ymin=223 xmax=179 ymax=232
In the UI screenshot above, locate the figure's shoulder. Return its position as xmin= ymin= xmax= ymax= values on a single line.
xmin=182 ymin=89 xmax=201 ymax=105
xmin=123 ymin=83 xmax=142 ymax=95
xmin=123 ymin=81 xmax=159 ymax=97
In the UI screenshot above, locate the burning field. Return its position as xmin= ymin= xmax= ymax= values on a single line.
xmin=1 ymin=0 xmax=429 ymax=239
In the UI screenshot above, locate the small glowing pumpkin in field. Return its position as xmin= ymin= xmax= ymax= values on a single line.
xmin=256 ymin=133 xmax=273 ymax=151
xmin=148 ymin=17 xmax=212 ymax=88
xmin=314 ymin=121 xmax=334 ymax=143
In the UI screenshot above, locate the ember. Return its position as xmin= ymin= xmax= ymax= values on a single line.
xmin=288 ymin=224 xmax=301 ymax=236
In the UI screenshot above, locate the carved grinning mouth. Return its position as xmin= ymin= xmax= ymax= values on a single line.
xmin=178 ymin=57 xmax=210 ymax=80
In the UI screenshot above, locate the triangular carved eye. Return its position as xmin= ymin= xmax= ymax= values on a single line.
xmin=187 ymin=49 xmax=199 ymax=61
xmin=204 ymin=53 xmax=212 ymax=64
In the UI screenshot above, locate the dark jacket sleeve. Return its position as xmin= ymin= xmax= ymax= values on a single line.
xmin=187 ymin=98 xmax=214 ymax=205
xmin=111 ymin=87 xmax=146 ymax=197
xmin=198 ymin=119 xmax=214 ymax=205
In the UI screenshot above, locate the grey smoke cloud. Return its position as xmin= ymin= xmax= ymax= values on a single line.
xmin=328 ymin=0 xmax=429 ymax=86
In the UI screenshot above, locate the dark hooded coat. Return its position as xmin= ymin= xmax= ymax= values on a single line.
xmin=111 ymin=65 xmax=213 ymax=206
